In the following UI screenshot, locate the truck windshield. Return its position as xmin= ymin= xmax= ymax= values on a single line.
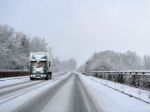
xmin=31 ymin=61 xmax=46 ymax=73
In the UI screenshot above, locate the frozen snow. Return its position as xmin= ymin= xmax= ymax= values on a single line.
xmin=41 ymin=73 xmax=74 ymax=112
xmin=0 ymin=72 xmax=64 ymax=88
xmin=1 ymin=72 xmax=150 ymax=112
xmin=0 ymin=72 xmax=70 ymax=112
xmin=76 ymin=72 xmax=150 ymax=112
xmin=30 ymin=54 xmax=48 ymax=61
xmin=87 ymin=76 xmax=150 ymax=104
xmin=0 ymin=76 xmax=29 ymax=88
xmin=32 ymin=67 xmax=44 ymax=73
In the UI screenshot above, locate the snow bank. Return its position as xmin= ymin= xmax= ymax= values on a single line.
xmin=88 ymin=76 xmax=150 ymax=104
xmin=77 ymin=72 xmax=150 ymax=112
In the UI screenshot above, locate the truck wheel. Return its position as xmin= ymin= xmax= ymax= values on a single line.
xmin=49 ymin=72 xmax=52 ymax=79
xmin=30 ymin=77 xmax=34 ymax=80
xmin=45 ymin=75 xmax=49 ymax=80
xmin=45 ymin=77 xmax=48 ymax=80
xmin=49 ymin=74 xmax=52 ymax=79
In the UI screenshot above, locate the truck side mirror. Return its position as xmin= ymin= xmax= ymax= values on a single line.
xmin=49 ymin=62 xmax=51 ymax=67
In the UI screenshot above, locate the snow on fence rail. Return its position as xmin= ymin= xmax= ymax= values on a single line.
xmin=0 ymin=70 xmax=29 ymax=78
xmin=87 ymin=71 xmax=150 ymax=90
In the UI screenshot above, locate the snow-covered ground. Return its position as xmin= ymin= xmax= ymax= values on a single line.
xmin=0 ymin=72 xmax=71 ymax=112
xmin=77 ymin=72 xmax=150 ymax=112
xmin=1 ymin=72 xmax=150 ymax=112
xmin=40 ymin=73 xmax=75 ymax=112
xmin=88 ymin=75 xmax=150 ymax=104
xmin=0 ymin=72 xmax=65 ymax=88
xmin=0 ymin=76 xmax=30 ymax=88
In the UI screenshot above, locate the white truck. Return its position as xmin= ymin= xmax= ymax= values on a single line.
xmin=29 ymin=52 xmax=52 ymax=80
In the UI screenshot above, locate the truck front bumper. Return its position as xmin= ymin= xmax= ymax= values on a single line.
xmin=30 ymin=74 xmax=47 ymax=78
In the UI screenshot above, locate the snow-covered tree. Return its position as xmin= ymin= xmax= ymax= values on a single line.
xmin=29 ymin=37 xmax=48 ymax=52
xmin=79 ymin=50 xmax=144 ymax=72
xmin=59 ymin=59 xmax=77 ymax=71
xmin=0 ymin=24 xmax=48 ymax=70
xmin=143 ymin=55 xmax=150 ymax=69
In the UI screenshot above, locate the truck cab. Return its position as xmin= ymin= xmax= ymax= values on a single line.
xmin=30 ymin=52 xmax=52 ymax=80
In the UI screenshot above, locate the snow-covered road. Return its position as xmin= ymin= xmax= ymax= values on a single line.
xmin=0 ymin=72 xmax=150 ymax=112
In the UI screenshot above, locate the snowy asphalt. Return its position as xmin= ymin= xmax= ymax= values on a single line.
xmin=0 ymin=72 xmax=101 ymax=112
xmin=0 ymin=72 xmax=150 ymax=112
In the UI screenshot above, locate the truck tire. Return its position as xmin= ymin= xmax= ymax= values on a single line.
xmin=45 ymin=76 xmax=48 ymax=80
xmin=45 ymin=75 xmax=50 ymax=80
xmin=49 ymin=72 xmax=52 ymax=79
xmin=30 ymin=77 xmax=34 ymax=80
xmin=49 ymin=74 xmax=52 ymax=79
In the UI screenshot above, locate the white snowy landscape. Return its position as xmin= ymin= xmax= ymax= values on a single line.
xmin=0 ymin=72 xmax=150 ymax=112
xmin=1 ymin=0 xmax=150 ymax=112
xmin=78 ymin=73 xmax=150 ymax=112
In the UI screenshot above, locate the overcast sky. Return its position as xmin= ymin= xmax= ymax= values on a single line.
xmin=0 ymin=0 xmax=150 ymax=66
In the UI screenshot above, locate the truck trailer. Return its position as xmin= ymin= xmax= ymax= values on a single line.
xmin=29 ymin=52 xmax=52 ymax=80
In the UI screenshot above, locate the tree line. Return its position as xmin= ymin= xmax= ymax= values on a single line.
xmin=0 ymin=25 xmax=77 ymax=71
xmin=53 ymin=58 xmax=77 ymax=72
xmin=79 ymin=50 xmax=150 ymax=72
xmin=0 ymin=25 xmax=48 ymax=70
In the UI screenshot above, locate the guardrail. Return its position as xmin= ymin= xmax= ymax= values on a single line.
xmin=90 ymin=71 xmax=150 ymax=75
xmin=86 ymin=71 xmax=150 ymax=89
xmin=0 ymin=70 xmax=29 ymax=78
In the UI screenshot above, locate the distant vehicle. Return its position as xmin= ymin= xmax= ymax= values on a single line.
xmin=29 ymin=52 xmax=52 ymax=80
